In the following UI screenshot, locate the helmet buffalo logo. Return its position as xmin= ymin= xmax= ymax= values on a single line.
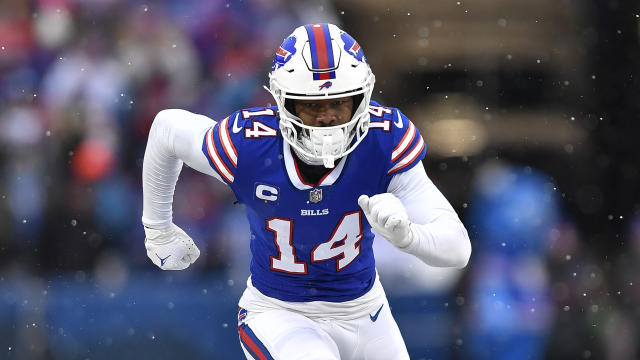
xmin=272 ymin=36 xmax=297 ymax=71
xmin=318 ymin=81 xmax=332 ymax=90
xmin=341 ymin=33 xmax=365 ymax=62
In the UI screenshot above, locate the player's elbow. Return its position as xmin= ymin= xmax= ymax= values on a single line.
xmin=152 ymin=109 xmax=184 ymax=132
xmin=452 ymin=225 xmax=472 ymax=268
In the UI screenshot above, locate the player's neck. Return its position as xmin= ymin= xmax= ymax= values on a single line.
xmin=292 ymin=152 xmax=334 ymax=186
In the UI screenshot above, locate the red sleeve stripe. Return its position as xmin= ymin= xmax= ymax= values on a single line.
xmin=391 ymin=122 xmax=416 ymax=162
xmin=205 ymin=127 xmax=234 ymax=183
xmin=388 ymin=136 xmax=425 ymax=175
xmin=218 ymin=116 xmax=238 ymax=167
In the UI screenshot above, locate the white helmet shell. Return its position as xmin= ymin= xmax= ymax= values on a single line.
xmin=266 ymin=23 xmax=375 ymax=168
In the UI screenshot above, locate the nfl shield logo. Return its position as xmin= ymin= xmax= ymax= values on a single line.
xmin=309 ymin=188 xmax=323 ymax=203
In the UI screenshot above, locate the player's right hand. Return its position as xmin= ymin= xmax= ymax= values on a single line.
xmin=144 ymin=223 xmax=200 ymax=270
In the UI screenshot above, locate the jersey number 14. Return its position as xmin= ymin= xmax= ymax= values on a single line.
xmin=266 ymin=211 xmax=363 ymax=274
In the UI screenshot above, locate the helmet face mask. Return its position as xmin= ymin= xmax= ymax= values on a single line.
xmin=266 ymin=23 xmax=376 ymax=168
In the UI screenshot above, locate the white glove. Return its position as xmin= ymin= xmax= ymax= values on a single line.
xmin=358 ymin=193 xmax=414 ymax=248
xmin=144 ymin=223 xmax=200 ymax=270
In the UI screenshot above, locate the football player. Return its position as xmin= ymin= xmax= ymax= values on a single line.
xmin=142 ymin=23 xmax=471 ymax=360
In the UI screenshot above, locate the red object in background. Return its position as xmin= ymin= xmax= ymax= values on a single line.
xmin=71 ymin=140 xmax=115 ymax=182
xmin=0 ymin=18 xmax=34 ymax=60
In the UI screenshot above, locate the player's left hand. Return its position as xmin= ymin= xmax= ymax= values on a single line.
xmin=358 ymin=193 xmax=414 ymax=248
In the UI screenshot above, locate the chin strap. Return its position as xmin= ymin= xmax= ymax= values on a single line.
xmin=292 ymin=143 xmax=337 ymax=169
xmin=322 ymin=156 xmax=335 ymax=168
xmin=292 ymin=145 xmax=324 ymax=167
xmin=322 ymin=136 xmax=336 ymax=168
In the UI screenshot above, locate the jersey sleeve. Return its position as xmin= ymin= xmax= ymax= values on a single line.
xmin=201 ymin=111 xmax=242 ymax=185
xmin=386 ymin=109 xmax=427 ymax=176
xmin=387 ymin=164 xmax=471 ymax=268
xmin=143 ymin=109 xmax=222 ymax=228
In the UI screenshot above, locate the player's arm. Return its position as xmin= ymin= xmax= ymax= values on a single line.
xmin=359 ymin=107 xmax=471 ymax=268
xmin=392 ymin=163 xmax=471 ymax=267
xmin=358 ymin=163 xmax=471 ymax=268
xmin=141 ymin=109 xmax=224 ymax=270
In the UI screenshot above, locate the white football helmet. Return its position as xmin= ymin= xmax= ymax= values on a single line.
xmin=266 ymin=23 xmax=376 ymax=168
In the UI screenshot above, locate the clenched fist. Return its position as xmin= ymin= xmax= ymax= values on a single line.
xmin=358 ymin=193 xmax=414 ymax=248
xmin=144 ymin=223 xmax=200 ymax=270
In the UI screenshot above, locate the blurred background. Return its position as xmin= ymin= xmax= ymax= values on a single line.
xmin=0 ymin=0 xmax=638 ymax=359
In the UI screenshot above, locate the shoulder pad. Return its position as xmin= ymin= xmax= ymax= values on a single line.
xmin=388 ymin=108 xmax=426 ymax=175
xmin=201 ymin=107 xmax=280 ymax=184
xmin=202 ymin=111 xmax=242 ymax=184
xmin=367 ymin=103 xmax=427 ymax=176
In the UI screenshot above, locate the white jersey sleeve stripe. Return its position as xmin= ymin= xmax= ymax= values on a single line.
xmin=219 ymin=116 xmax=238 ymax=167
xmin=391 ymin=122 xmax=416 ymax=162
xmin=205 ymin=127 xmax=235 ymax=183
xmin=388 ymin=135 xmax=425 ymax=175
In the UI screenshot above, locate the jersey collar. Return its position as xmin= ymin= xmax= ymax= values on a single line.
xmin=283 ymin=141 xmax=346 ymax=190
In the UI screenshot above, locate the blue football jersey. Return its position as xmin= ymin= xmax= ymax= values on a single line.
xmin=201 ymin=101 xmax=426 ymax=302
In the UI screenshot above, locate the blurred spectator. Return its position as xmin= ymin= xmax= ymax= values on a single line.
xmin=2 ymin=0 xmax=299 ymax=272
xmin=0 ymin=103 xmax=47 ymax=260
xmin=544 ymin=219 xmax=609 ymax=359
xmin=462 ymin=161 xmax=559 ymax=360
